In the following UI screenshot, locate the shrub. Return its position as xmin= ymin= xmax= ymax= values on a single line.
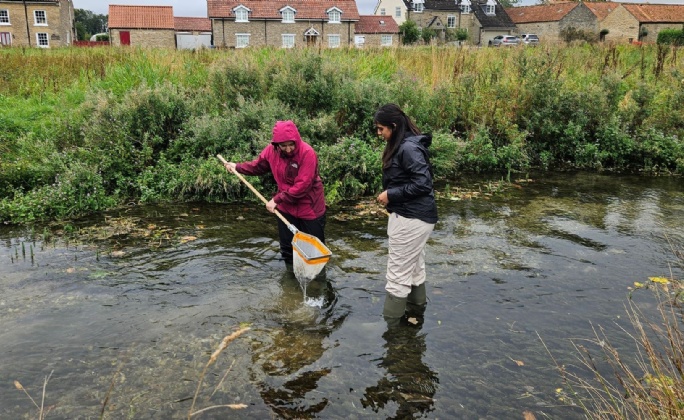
xmin=0 ymin=162 xmax=116 ymax=223
xmin=657 ymin=29 xmax=684 ymax=46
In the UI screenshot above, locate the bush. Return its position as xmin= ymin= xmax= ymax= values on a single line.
xmin=657 ymin=29 xmax=684 ymax=46
xmin=0 ymin=162 xmax=116 ymax=223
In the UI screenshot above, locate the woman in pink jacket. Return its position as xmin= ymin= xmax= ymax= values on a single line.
xmin=223 ymin=120 xmax=326 ymax=264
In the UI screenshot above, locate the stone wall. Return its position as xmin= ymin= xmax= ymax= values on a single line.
xmin=0 ymin=1 xmax=72 ymax=47
xmin=110 ymin=29 xmax=175 ymax=48
xmin=515 ymin=22 xmax=560 ymax=43
xmin=356 ymin=33 xmax=397 ymax=47
xmin=559 ymin=4 xmax=598 ymax=35
xmin=600 ymin=6 xmax=638 ymax=43
xmin=212 ymin=20 xmax=355 ymax=48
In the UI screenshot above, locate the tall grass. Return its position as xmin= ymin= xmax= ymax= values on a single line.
xmin=544 ymin=241 xmax=684 ymax=418
xmin=1 ymin=44 xmax=683 ymax=224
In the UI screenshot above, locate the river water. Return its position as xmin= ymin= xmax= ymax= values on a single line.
xmin=1 ymin=172 xmax=682 ymax=419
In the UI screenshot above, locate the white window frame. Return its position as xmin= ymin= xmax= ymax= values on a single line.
xmin=281 ymin=7 xmax=295 ymax=23
xmin=327 ymin=8 xmax=341 ymax=24
xmin=447 ymin=15 xmax=456 ymax=28
xmin=414 ymin=3 xmax=424 ymax=12
xmin=282 ymin=34 xmax=295 ymax=48
xmin=461 ymin=0 xmax=472 ymax=14
xmin=396 ymin=7 xmax=402 ymax=17
xmin=0 ymin=10 xmax=9 ymax=25
xmin=381 ymin=35 xmax=392 ymax=46
xmin=36 ymin=32 xmax=49 ymax=47
xmin=34 ymin=10 xmax=47 ymax=26
xmin=236 ymin=33 xmax=250 ymax=48
xmin=234 ymin=6 xmax=250 ymax=23
xmin=328 ymin=34 xmax=340 ymax=48
xmin=485 ymin=0 xmax=496 ymax=16
xmin=380 ymin=8 xmax=385 ymax=15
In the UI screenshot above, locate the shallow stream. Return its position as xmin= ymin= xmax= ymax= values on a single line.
xmin=1 ymin=172 xmax=683 ymax=419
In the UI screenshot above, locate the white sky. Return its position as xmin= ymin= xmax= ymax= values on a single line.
xmin=72 ymin=0 xmax=684 ymax=17
xmin=73 ymin=0 xmax=379 ymax=16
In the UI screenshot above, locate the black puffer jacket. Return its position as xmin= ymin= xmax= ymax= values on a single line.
xmin=383 ymin=134 xmax=438 ymax=224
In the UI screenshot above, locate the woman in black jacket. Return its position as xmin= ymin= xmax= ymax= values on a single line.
xmin=374 ymin=103 xmax=438 ymax=327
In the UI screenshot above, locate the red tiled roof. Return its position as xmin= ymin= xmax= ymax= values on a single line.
xmin=584 ymin=2 xmax=620 ymax=21
xmin=174 ymin=17 xmax=212 ymax=32
xmin=108 ymin=5 xmax=175 ymax=29
xmin=505 ymin=2 xmax=579 ymax=24
xmin=207 ymin=0 xmax=360 ymax=20
xmin=622 ymin=4 xmax=684 ymax=23
xmin=355 ymin=15 xmax=399 ymax=34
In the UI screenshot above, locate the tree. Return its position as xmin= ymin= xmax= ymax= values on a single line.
xmin=421 ymin=27 xmax=437 ymax=44
xmin=74 ymin=9 xmax=108 ymax=41
xmin=399 ymin=20 xmax=420 ymax=45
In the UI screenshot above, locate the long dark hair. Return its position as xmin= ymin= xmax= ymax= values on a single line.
xmin=374 ymin=103 xmax=421 ymax=169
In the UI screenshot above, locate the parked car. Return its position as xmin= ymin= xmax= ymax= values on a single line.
xmin=520 ymin=34 xmax=540 ymax=46
xmin=489 ymin=35 xmax=520 ymax=47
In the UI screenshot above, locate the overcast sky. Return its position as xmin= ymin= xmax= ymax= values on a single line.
xmin=73 ymin=0 xmax=684 ymax=17
xmin=73 ymin=0 xmax=379 ymax=16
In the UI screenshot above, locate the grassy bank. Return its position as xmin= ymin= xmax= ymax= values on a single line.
xmin=1 ymin=44 xmax=683 ymax=223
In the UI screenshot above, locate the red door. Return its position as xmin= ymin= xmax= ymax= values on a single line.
xmin=120 ymin=31 xmax=131 ymax=46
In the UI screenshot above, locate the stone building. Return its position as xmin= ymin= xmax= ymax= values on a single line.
xmin=207 ymin=0 xmax=360 ymax=49
xmin=506 ymin=2 xmax=598 ymax=43
xmin=108 ymin=5 xmax=176 ymax=48
xmin=0 ymin=0 xmax=74 ymax=47
xmin=583 ymin=2 xmax=620 ymax=41
xmin=622 ymin=4 xmax=684 ymax=43
xmin=354 ymin=15 xmax=399 ymax=47
xmin=399 ymin=0 xmax=514 ymax=46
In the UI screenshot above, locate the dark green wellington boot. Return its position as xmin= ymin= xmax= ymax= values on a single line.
xmin=383 ymin=292 xmax=407 ymax=328
xmin=406 ymin=283 xmax=427 ymax=322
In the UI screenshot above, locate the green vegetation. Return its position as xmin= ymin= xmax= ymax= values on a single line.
xmin=0 ymin=45 xmax=683 ymax=224
xmin=657 ymin=28 xmax=684 ymax=46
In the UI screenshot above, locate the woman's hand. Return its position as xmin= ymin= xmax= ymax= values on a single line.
xmin=266 ymin=199 xmax=278 ymax=213
xmin=377 ymin=190 xmax=389 ymax=206
xmin=224 ymin=162 xmax=237 ymax=173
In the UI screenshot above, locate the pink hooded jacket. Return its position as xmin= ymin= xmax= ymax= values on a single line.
xmin=235 ymin=121 xmax=326 ymax=220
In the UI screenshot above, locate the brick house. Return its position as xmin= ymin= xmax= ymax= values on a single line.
xmin=400 ymin=0 xmax=515 ymax=46
xmin=0 ymin=0 xmax=74 ymax=47
xmin=108 ymin=5 xmax=175 ymax=48
xmin=621 ymin=4 xmax=684 ymax=44
xmin=506 ymin=2 xmax=598 ymax=44
xmin=373 ymin=0 xmax=409 ymax=25
xmin=174 ymin=17 xmax=212 ymax=49
xmin=354 ymin=15 xmax=399 ymax=47
xmin=207 ymin=0 xmax=360 ymax=49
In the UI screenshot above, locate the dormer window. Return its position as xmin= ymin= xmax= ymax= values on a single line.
xmin=485 ymin=0 xmax=496 ymax=15
xmin=234 ymin=6 xmax=250 ymax=22
xmin=281 ymin=6 xmax=295 ymax=23
xmin=460 ymin=0 xmax=471 ymax=14
xmin=413 ymin=0 xmax=424 ymax=12
xmin=327 ymin=7 xmax=341 ymax=23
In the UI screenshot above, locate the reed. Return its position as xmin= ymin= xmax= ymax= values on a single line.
xmin=543 ymin=241 xmax=684 ymax=418
xmin=188 ymin=326 xmax=251 ymax=418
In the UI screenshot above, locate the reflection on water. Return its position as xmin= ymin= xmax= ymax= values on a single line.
xmin=0 ymin=172 xmax=683 ymax=419
xmin=362 ymin=323 xmax=439 ymax=419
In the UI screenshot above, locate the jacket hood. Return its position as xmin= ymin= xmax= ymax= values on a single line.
xmin=271 ymin=120 xmax=303 ymax=145
xmin=406 ymin=133 xmax=432 ymax=149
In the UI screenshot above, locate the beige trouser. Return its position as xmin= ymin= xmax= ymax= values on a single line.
xmin=385 ymin=213 xmax=435 ymax=298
